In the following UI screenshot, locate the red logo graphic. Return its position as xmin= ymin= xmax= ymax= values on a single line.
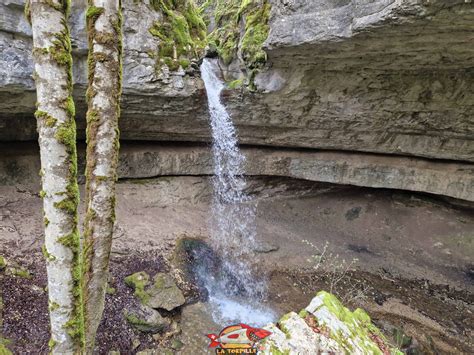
xmin=207 ymin=323 xmax=271 ymax=353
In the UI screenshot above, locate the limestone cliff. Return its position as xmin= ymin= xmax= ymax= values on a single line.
xmin=0 ymin=0 xmax=473 ymax=201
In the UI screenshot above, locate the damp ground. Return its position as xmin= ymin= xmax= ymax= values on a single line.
xmin=0 ymin=176 xmax=472 ymax=353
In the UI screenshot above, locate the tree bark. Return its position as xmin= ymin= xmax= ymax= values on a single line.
xmin=82 ymin=0 xmax=122 ymax=352
xmin=27 ymin=0 xmax=83 ymax=353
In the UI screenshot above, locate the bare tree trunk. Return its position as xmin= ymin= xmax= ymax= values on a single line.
xmin=27 ymin=0 xmax=83 ymax=353
xmin=82 ymin=0 xmax=122 ymax=352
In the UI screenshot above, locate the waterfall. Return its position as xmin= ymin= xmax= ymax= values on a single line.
xmin=199 ymin=58 xmax=274 ymax=325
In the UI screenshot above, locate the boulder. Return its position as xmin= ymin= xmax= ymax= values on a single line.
xmin=124 ymin=271 xmax=185 ymax=311
xmin=147 ymin=273 xmax=186 ymax=311
xmin=261 ymin=291 xmax=402 ymax=354
xmin=124 ymin=304 xmax=170 ymax=333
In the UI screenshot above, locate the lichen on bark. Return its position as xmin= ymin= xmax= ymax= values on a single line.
xmin=83 ymin=0 xmax=123 ymax=352
xmin=28 ymin=0 xmax=83 ymax=352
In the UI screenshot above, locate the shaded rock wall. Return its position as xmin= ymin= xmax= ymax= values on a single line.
xmin=2 ymin=143 xmax=473 ymax=201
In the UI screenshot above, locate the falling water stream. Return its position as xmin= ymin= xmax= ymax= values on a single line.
xmin=199 ymin=58 xmax=275 ymax=326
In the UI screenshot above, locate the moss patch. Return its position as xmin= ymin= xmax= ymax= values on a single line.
xmin=124 ymin=271 xmax=151 ymax=303
xmin=0 ymin=256 xmax=6 ymax=270
xmin=148 ymin=0 xmax=207 ymax=71
xmin=0 ymin=338 xmax=12 ymax=355
xmin=210 ymin=0 xmax=270 ymax=67
xmin=7 ymin=267 xmax=32 ymax=280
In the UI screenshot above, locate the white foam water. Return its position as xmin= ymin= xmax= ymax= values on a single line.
xmin=200 ymin=58 xmax=275 ymax=326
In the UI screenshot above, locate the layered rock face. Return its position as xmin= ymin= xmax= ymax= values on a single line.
xmin=0 ymin=0 xmax=473 ymax=200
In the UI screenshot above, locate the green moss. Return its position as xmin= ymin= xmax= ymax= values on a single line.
xmin=55 ymin=118 xmax=75 ymax=148
xmin=48 ymin=338 xmax=57 ymax=350
xmin=34 ymin=110 xmax=57 ymax=128
xmin=39 ymin=190 xmax=46 ymax=198
xmin=58 ymin=229 xmax=83 ymax=344
xmin=149 ymin=0 xmax=207 ymax=71
xmin=86 ymin=6 xmax=104 ymax=21
xmin=240 ymin=1 xmax=270 ymax=68
xmin=49 ymin=28 xmax=73 ymax=68
xmin=210 ymin=0 xmax=271 ymax=87
xmin=278 ymin=312 xmax=294 ymax=339
xmin=49 ymin=301 xmax=60 ymax=311
xmin=0 ymin=338 xmax=12 ymax=355
xmin=9 ymin=267 xmax=32 ymax=279
xmin=44 ymin=217 xmax=49 ymax=227
xmin=227 ymin=78 xmax=243 ymax=89
xmin=63 ymin=96 xmax=75 ymax=118
xmin=314 ymin=291 xmax=400 ymax=354
xmin=298 ymin=309 xmax=308 ymax=318
xmin=124 ymin=271 xmax=151 ymax=303
xmin=24 ymin=0 xmax=31 ymax=25
xmin=42 ymin=244 xmax=56 ymax=261
xmin=0 ymin=256 xmax=6 ymax=270
xmin=106 ymin=286 xmax=116 ymax=295
xmin=179 ymin=58 xmax=190 ymax=69
xmin=269 ymin=345 xmax=290 ymax=355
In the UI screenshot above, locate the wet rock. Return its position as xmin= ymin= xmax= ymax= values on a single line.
xmin=124 ymin=271 xmax=185 ymax=311
xmin=124 ymin=304 xmax=170 ymax=333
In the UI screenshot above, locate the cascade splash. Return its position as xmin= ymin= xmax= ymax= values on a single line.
xmin=199 ymin=58 xmax=275 ymax=325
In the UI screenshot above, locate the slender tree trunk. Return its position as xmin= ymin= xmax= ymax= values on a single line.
xmin=82 ymin=0 xmax=122 ymax=352
xmin=27 ymin=0 xmax=83 ymax=353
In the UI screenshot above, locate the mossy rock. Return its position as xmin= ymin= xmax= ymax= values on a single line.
xmin=124 ymin=271 xmax=185 ymax=311
xmin=125 ymin=271 xmax=151 ymax=303
xmin=305 ymin=291 xmax=403 ymax=354
xmin=0 ymin=256 xmax=6 ymax=271
xmin=147 ymin=273 xmax=186 ymax=311
xmin=261 ymin=291 xmax=402 ymax=354
xmin=124 ymin=304 xmax=170 ymax=333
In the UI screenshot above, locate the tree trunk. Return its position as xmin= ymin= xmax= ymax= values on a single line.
xmin=27 ymin=0 xmax=83 ymax=353
xmin=82 ymin=0 xmax=122 ymax=352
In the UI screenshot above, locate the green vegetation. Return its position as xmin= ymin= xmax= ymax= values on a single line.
xmin=227 ymin=78 xmax=244 ymax=89
xmin=212 ymin=0 xmax=270 ymax=67
xmin=0 ymin=338 xmax=12 ymax=355
xmin=42 ymin=244 xmax=56 ymax=261
xmin=209 ymin=0 xmax=271 ymax=89
xmin=298 ymin=309 xmax=308 ymax=318
xmin=314 ymin=291 xmax=403 ymax=354
xmin=34 ymin=111 xmax=57 ymax=129
xmin=8 ymin=267 xmax=32 ymax=279
xmin=124 ymin=271 xmax=151 ymax=303
xmin=0 ymin=256 xmax=6 ymax=270
xmin=149 ymin=0 xmax=207 ymax=71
